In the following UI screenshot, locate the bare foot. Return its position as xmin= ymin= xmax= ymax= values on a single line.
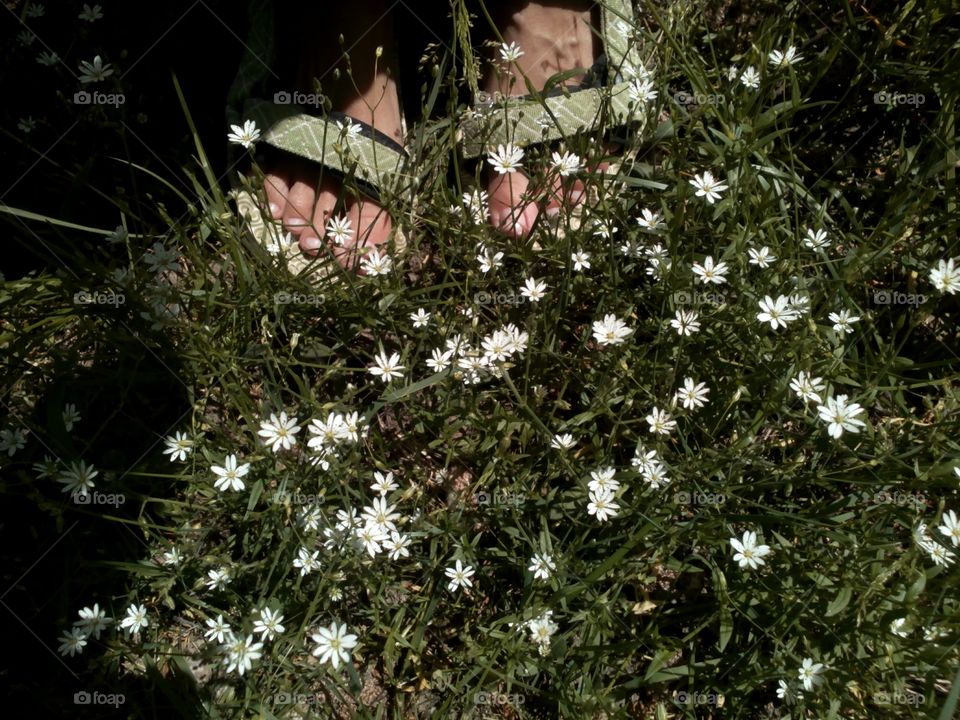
xmin=262 ymin=0 xmax=403 ymax=269
xmin=483 ymin=1 xmax=601 ymax=238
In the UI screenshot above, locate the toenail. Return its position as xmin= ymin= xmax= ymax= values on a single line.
xmin=513 ymin=219 xmax=525 ymax=235
xmin=268 ymin=202 xmax=281 ymax=217
xmin=299 ymin=235 xmax=322 ymax=252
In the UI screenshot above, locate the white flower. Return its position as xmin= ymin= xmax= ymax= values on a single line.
xmin=788 ymin=293 xmax=811 ymax=316
xmin=204 ymin=614 xmax=233 ymax=644
xmin=120 ymin=603 xmax=148 ymax=635
xmin=258 ymin=411 xmax=301 ymax=452
xmin=477 ymin=244 xmax=504 ymax=273
xmin=361 ymin=249 xmax=392 ymax=276
xmin=78 ymin=4 xmax=104 ymax=22
xmin=797 ymin=658 xmax=824 ymax=692
xmin=739 ymin=66 xmax=760 ymax=89
xmin=688 ymin=171 xmax=728 ymax=204
xmin=78 ymin=54 xmax=114 ymax=83
xmin=592 ymin=314 xmax=633 ymax=346
xmin=368 ymin=349 xmax=405 ymax=383
xmin=205 ymin=568 xmax=231 ymax=591
xmin=361 ymin=497 xmax=401 ymax=534
xmin=551 ymin=151 xmax=582 ymax=177
xmin=56 ymin=460 xmax=98 ymax=497
xmin=384 ymin=531 xmax=412 ymax=560
xmin=528 ymin=554 xmax=556 ymax=581
xmin=828 ymin=309 xmax=860 ymax=334
xmin=757 ymin=295 xmax=799 ymax=330
xmin=588 ymin=466 xmax=620 ymax=495
xmin=410 ymin=308 xmax=431 ymax=328
xmin=636 ymin=208 xmax=665 ymax=232
xmin=670 ymin=309 xmax=701 ymax=336
xmin=938 ymin=509 xmax=960 ymax=546
xmin=426 ymin=347 xmax=454 ymax=373
xmin=803 ymin=227 xmax=829 ymax=250
xmin=930 ymin=258 xmax=960 ymax=294
xmin=308 ymin=412 xmax=350 ymax=450
xmin=916 ymin=522 xmax=956 ymax=567
xmin=371 ymin=470 xmax=399 ymax=495
xmin=789 ymin=371 xmax=826 ymax=404
xmin=499 ymin=41 xmax=524 ymax=62
xmin=162 ymin=547 xmax=182 ymax=566
xmin=162 ymin=431 xmax=193 ymax=461
xmin=769 ymin=45 xmax=803 ymax=68
xmin=817 ymin=394 xmax=866 ymax=438
xmin=75 ymin=604 xmax=112 ymax=639
xmin=525 ymin=610 xmax=558 ymax=655
xmin=325 ymin=215 xmax=353 ymax=246
xmin=142 ymin=242 xmax=180 ymax=273
xmin=889 ymin=617 xmax=909 ymax=638
xmin=223 ymin=634 xmax=263 ymax=676
xmin=355 ymin=522 xmax=389 ymax=557
xmin=628 ymin=77 xmax=658 ymax=103
xmin=730 ymin=530 xmax=771 ymax=569
xmin=212 ymin=454 xmax=250 ymax=492
xmin=227 ymin=119 xmax=260 ymax=149
xmin=293 ymin=546 xmax=321 ymax=576
xmin=646 ymin=407 xmax=676 ymax=435
xmin=0 ymin=427 xmax=28 ymax=456
xmin=62 ymin=404 xmax=81 ymax=432
xmin=570 ymin=249 xmax=591 ymax=272
xmin=675 ymin=378 xmax=710 ymax=409
xmin=253 ymin=607 xmax=285 ymax=641
xmin=487 ymin=143 xmax=524 ymax=174
xmin=463 ymin=190 xmax=489 ymax=223
xmin=692 ymin=256 xmax=729 ymax=285
xmin=335 ymin=118 xmax=362 ymax=139
xmin=748 ymin=246 xmax=776 ymax=268
xmin=631 ymin=445 xmax=661 ymax=474
xmin=641 ymin=462 xmax=670 ymax=489
xmin=551 ymin=433 xmax=575 ymax=450
xmin=58 ymin=628 xmax=88 ymax=657
xmin=311 ymin=621 xmax=358 ymax=669
xmin=520 ymin=277 xmax=547 ymax=302
xmin=445 ymin=559 xmax=475 ymax=592
xmin=587 ymin=488 xmax=620 ymax=522
xmin=726 ymin=64 xmax=740 ymax=82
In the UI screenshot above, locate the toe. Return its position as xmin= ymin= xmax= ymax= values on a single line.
xmin=281 ymin=164 xmax=319 ymax=236
xmin=263 ymin=171 xmax=289 ymax=220
xmin=341 ymin=196 xmax=393 ymax=271
xmin=299 ymin=176 xmax=339 ymax=256
xmin=488 ymin=171 xmax=540 ymax=238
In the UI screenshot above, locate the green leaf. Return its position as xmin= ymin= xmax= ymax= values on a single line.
xmin=825 ymin=586 xmax=852 ymax=617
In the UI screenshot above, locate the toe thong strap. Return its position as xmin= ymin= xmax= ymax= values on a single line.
xmin=245 ymin=99 xmax=409 ymax=199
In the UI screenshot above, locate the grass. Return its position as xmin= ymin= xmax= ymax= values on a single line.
xmin=1 ymin=0 xmax=958 ymax=718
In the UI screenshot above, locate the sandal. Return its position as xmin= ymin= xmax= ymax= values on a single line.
xmin=458 ymin=0 xmax=653 ymax=230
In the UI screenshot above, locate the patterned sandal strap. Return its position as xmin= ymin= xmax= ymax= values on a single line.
xmin=245 ymin=99 xmax=409 ymax=197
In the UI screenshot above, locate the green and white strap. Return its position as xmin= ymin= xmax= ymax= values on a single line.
xmin=459 ymin=0 xmax=647 ymax=158
xmin=245 ymin=99 xmax=409 ymax=197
